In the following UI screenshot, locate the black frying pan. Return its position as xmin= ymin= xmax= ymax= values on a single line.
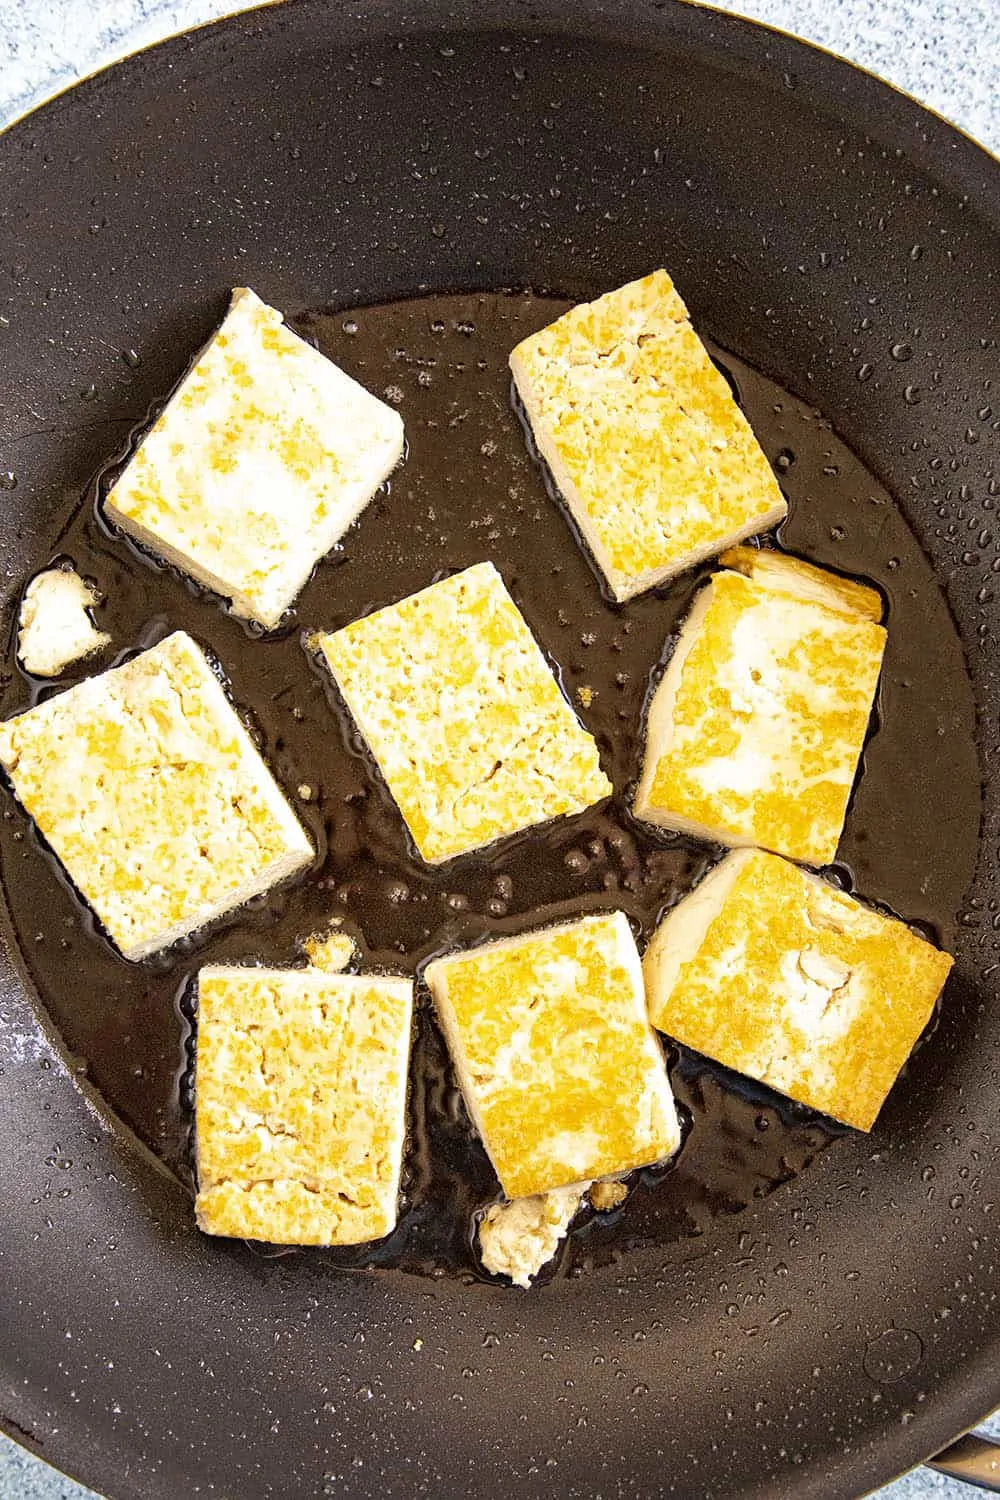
xmin=1 ymin=3 xmax=998 ymax=1497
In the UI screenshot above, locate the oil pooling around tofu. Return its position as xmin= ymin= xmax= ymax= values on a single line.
xmin=0 ymin=288 xmax=977 ymax=1284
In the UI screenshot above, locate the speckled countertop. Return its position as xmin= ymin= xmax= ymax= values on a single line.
xmin=0 ymin=3 xmax=998 ymax=1498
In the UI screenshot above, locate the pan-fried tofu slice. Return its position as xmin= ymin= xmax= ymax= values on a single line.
xmin=195 ymin=966 xmax=413 ymax=1245
xmin=509 ymin=270 xmax=786 ymax=601
xmin=105 ymin=287 xmax=404 ymax=629
xmin=425 ymin=911 xmax=680 ymax=1199
xmin=643 ymin=849 xmax=953 ymax=1131
xmin=315 ymin=561 xmax=611 ymax=863
xmin=634 ymin=552 xmax=886 ymax=866
xmin=0 ymin=632 xmax=312 ymax=960
xmin=17 ymin=567 xmax=111 ymax=677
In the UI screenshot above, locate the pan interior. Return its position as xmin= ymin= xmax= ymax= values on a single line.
xmin=0 ymin=288 xmax=980 ymax=1280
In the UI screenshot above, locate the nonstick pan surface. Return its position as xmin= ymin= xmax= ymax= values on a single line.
xmin=0 ymin=3 xmax=998 ymax=1498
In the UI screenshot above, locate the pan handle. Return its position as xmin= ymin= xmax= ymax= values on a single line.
xmin=928 ymin=1434 xmax=1000 ymax=1492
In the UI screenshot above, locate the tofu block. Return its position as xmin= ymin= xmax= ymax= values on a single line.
xmin=425 ymin=911 xmax=680 ymax=1198
xmin=634 ymin=552 xmax=887 ymax=866
xmin=316 ymin=561 xmax=611 ymax=863
xmin=509 ymin=270 xmax=786 ymax=601
xmin=105 ymin=287 xmax=404 ymax=629
xmin=17 ymin=567 xmax=111 ymax=677
xmin=643 ymin=849 xmax=953 ymax=1130
xmin=195 ymin=966 xmax=412 ymax=1244
xmin=478 ymin=1185 xmax=585 ymax=1289
xmin=0 ymin=632 xmax=312 ymax=960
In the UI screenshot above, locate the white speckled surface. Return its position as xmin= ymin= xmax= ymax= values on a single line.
xmin=0 ymin=2 xmax=997 ymax=1498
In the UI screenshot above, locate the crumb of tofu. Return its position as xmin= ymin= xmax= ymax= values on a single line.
xmin=478 ymin=1184 xmax=586 ymax=1288
xmin=643 ymin=849 xmax=953 ymax=1131
xmin=0 ymin=631 xmax=312 ymax=960
xmin=17 ymin=567 xmax=111 ymax=677
xmin=426 ymin=910 xmax=680 ymax=1199
xmin=316 ymin=561 xmax=611 ymax=864
xmin=588 ymin=1179 xmax=629 ymax=1212
xmin=303 ymin=925 xmax=357 ymax=975
xmin=104 ymin=287 xmax=404 ymax=629
xmin=509 ymin=270 xmax=786 ymax=601
xmin=633 ymin=554 xmax=887 ymax=866
xmin=576 ymin=684 xmax=595 ymax=708
xmin=195 ymin=965 xmax=413 ymax=1245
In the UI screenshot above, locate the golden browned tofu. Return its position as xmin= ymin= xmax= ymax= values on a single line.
xmin=643 ymin=849 xmax=953 ymax=1130
xmin=425 ymin=911 xmax=680 ymax=1199
xmin=316 ymin=561 xmax=611 ymax=863
xmin=509 ymin=270 xmax=786 ymax=601
xmin=0 ymin=632 xmax=312 ymax=960
xmin=105 ymin=288 xmax=404 ymax=629
xmin=718 ymin=546 xmax=883 ymax=622
xmin=634 ymin=552 xmax=886 ymax=866
xmin=195 ymin=966 xmax=413 ymax=1245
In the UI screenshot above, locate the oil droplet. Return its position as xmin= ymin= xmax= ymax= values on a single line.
xmin=904 ymin=386 xmax=922 ymax=405
xmin=121 ymin=348 xmax=141 ymax=369
xmin=342 ymin=319 xmax=358 ymax=336
xmin=0 ymin=471 xmax=16 ymax=491
xmin=891 ymin=342 xmax=913 ymax=362
xmin=857 ymin=363 xmax=874 ymax=382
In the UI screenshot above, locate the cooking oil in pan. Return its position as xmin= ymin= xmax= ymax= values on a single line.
xmin=0 ymin=291 xmax=981 ymax=1283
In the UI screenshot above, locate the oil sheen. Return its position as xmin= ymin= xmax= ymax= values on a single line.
xmin=0 ymin=292 xmax=981 ymax=1283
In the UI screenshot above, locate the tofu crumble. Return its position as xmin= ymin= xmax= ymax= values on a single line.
xmin=478 ymin=1185 xmax=586 ymax=1289
xmin=0 ymin=631 xmax=312 ymax=960
xmin=303 ymin=925 xmax=358 ymax=975
xmin=105 ymin=287 xmax=404 ymax=629
xmin=643 ymin=849 xmax=953 ymax=1131
xmin=510 ymin=270 xmax=786 ymax=601
xmin=478 ymin=1176 xmax=629 ymax=1286
xmin=426 ymin=911 xmax=680 ymax=1199
xmin=195 ymin=965 xmax=413 ymax=1245
xmin=634 ymin=550 xmax=887 ymax=866
xmin=17 ymin=567 xmax=111 ymax=677
xmin=316 ymin=561 xmax=611 ymax=863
